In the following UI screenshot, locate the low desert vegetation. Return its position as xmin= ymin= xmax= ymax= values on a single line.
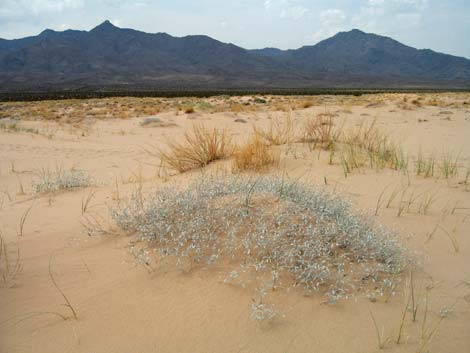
xmin=48 ymin=253 xmax=78 ymax=320
xmin=415 ymin=149 xmax=436 ymax=178
xmin=253 ymin=114 xmax=294 ymax=145
xmin=368 ymin=270 xmax=457 ymax=351
xmin=232 ymin=135 xmax=279 ymax=172
xmin=156 ymin=124 xmax=232 ymax=173
xmin=183 ymin=106 xmax=195 ymax=114
xmin=112 ymin=176 xmax=409 ymax=316
xmin=33 ymin=167 xmax=93 ymax=193
xmin=440 ymin=150 xmax=460 ymax=178
xmin=140 ymin=116 xmax=177 ymax=128
xmin=299 ymin=116 xmax=409 ymax=176
xmin=301 ymin=112 xmax=342 ymax=150
xmin=0 ymin=231 xmax=21 ymax=285
xmin=17 ymin=203 xmax=33 ymax=237
xmin=0 ymin=120 xmax=39 ymax=134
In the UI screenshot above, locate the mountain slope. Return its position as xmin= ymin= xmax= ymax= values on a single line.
xmin=1 ymin=22 xmax=469 ymax=91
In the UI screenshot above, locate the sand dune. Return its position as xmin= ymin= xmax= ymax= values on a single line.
xmin=1 ymin=93 xmax=469 ymax=353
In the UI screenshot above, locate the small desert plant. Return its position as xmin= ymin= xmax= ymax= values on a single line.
xmin=251 ymin=288 xmax=281 ymax=321
xmin=33 ymin=167 xmax=93 ymax=193
xmin=302 ymin=113 xmax=341 ymax=150
xmin=417 ymin=294 xmax=457 ymax=353
xmin=140 ymin=117 xmax=176 ymax=128
xmin=437 ymin=224 xmax=459 ymax=252
xmin=17 ymin=203 xmax=33 ymax=237
xmin=396 ymin=288 xmax=411 ymax=344
xmin=415 ymin=149 xmax=435 ymax=178
xmin=49 ymin=253 xmax=78 ymax=320
xmin=440 ymin=150 xmax=460 ymax=178
xmin=339 ymin=143 xmax=367 ymax=177
xmin=0 ymin=120 xmax=39 ymax=135
xmin=333 ymin=118 xmax=408 ymax=175
xmin=81 ymin=189 xmax=97 ymax=215
xmin=156 ymin=124 xmax=231 ymax=173
xmin=375 ymin=183 xmax=392 ymax=216
xmin=112 ymin=176 xmax=409 ymax=315
xmin=464 ymin=168 xmax=470 ymax=192
xmin=299 ymin=100 xmax=314 ymax=109
xmin=418 ymin=190 xmax=439 ymax=215
xmin=232 ymin=135 xmax=279 ymax=172
xmin=254 ymin=114 xmax=294 ymax=145
xmin=369 ymin=307 xmax=391 ymax=349
xmin=184 ymin=106 xmax=195 ymax=114
xmin=140 ymin=117 xmax=162 ymax=126
xmin=1 ymin=231 xmax=22 ymax=285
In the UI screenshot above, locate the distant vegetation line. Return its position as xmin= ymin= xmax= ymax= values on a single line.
xmin=2 ymin=88 xmax=470 ymax=102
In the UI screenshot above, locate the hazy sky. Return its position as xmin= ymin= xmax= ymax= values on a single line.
xmin=1 ymin=0 xmax=469 ymax=58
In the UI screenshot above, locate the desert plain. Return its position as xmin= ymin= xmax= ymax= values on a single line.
xmin=0 ymin=93 xmax=469 ymax=353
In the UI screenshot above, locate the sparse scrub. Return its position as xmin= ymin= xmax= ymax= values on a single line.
xmin=339 ymin=144 xmax=367 ymax=177
xmin=232 ymin=135 xmax=279 ymax=172
xmin=343 ymin=119 xmax=408 ymax=172
xmin=112 ymin=176 xmax=409 ymax=313
xmin=33 ymin=167 xmax=93 ymax=193
xmin=156 ymin=124 xmax=231 ymax=173
xmin=304 ymin=116 xmax=409 ymax=175
xmin=440 ymin=150 xmax=460 ymax=178
xmin=301 ymin=113 xmax=341 ymax=150
xmin=140 ymin=116 xmax=176 ymax=127
xmin=254 ymin=114 xmax=294 ymax=145
xmin=0 ymin=120 xmax=39 ymax=135
xmin=184 ymin=106 xmax=195 ymax=114
xmin=415 ymin=149 xmax=435 ymax=178
xmin=299 ymin=100 xmax=314 ymax=109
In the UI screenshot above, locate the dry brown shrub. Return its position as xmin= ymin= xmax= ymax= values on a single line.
xmin=299 ymin=101 xmax=314 ymax=109
xmin=229 ymin=103 xmax=245 ymax=113
xmin=232 ymin=135 xmax=279 ymax=172
xmin=302 ymin=113 xmax=341 ymax=150
xmin=157 ymin=124 xmax=232 ymax=172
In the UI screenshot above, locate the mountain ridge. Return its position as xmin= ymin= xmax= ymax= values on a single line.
xmin=1 ymin=21 xmax=469 ymax=91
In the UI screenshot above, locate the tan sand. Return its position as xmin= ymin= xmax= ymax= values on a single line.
xmin=0 ymin=93 xmax=469 ymax=353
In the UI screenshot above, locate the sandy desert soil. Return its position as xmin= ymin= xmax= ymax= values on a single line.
xmin=0 ymin=93 xmax=469 ymax=353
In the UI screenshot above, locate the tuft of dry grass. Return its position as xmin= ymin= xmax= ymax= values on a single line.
xmin=339 ymin=118 xmax=408 ymax=175
xmin=157 ymin=124 xmax=232 ymax=173
xmin=17 ymin=203 xmax=33 ymax=237
xmin=1 ymin=230 xmax=22 ymax=285
xmin=49 ymin=253 xmax=78 ymax=320
xmin=369 ymin=307 xmax=391 ymax=349
xmin=302 ymin=113 xmax=341 ymax=150
xmin=299 ymin=100 xmax=314 ymax=109
xmin=254 ymin=114 xmax=294 ymax=146
xmin=232 ymin=135 xmax=279 ymax=172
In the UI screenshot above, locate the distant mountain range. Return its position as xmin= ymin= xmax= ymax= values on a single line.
xmin=1 ymin=20 xmax=469 ymax=91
